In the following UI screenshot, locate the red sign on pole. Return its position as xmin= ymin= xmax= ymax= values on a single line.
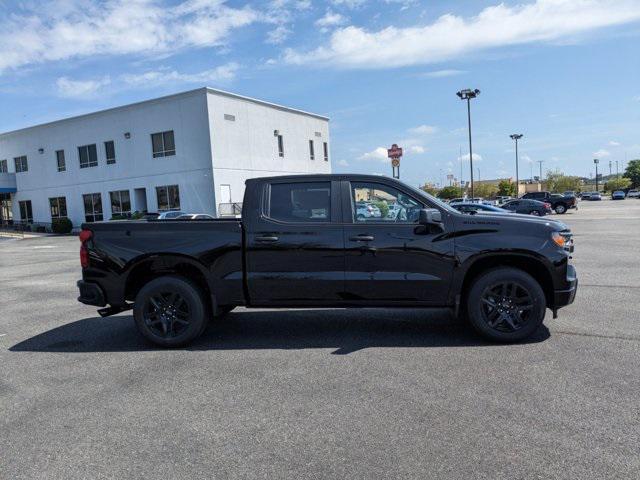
xmin=387 ymin=144 xmax=403 ymax=159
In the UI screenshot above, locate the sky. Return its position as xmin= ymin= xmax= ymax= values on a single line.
xmin=0 ymin=0 xmax=639 ymax=188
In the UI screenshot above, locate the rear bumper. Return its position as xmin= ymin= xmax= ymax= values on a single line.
xmin=77 ymin=280 xmax=106 ymax=307
xmin=553 ymin=264 xmax=577 ymax=308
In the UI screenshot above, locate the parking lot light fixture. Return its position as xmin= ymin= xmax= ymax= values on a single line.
xmin=510 ymin=134 xmax=523 ymax=196
xmin=594 ymin=158 xmax=600 ymax=192
xmin=456 ymin=88 xmax=480 ymax=199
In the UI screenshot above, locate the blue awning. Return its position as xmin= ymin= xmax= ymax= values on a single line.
xmin=0 ymin=187 xmax=17 ymax=193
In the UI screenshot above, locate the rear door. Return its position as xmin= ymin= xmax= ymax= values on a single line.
xmin=341 ymin=180 xmax=455 ymax=304
xmin=245 ymin=179 xmax=345 ymax=305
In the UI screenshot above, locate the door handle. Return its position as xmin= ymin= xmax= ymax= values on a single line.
xmin=255 ymin=236 xmax=279 ymax=243
xmin=349 ymin=235 xmax=374 ymax=242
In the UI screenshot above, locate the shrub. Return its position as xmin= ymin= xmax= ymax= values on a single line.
xmin=52 ymin=217 xmax=73 ymax=234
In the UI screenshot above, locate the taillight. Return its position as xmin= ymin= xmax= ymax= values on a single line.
xmin=79 ymin=229 xmax=93 ymax=268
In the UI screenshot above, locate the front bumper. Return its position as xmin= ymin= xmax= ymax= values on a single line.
xmin=77 ymin=280 xmax=106 ymax=307
xmin=553 ymin=264 xmax=577 ymax=308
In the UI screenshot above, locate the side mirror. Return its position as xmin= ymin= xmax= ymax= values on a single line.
xmin=419 ymin=208 xmax=442 ymax=225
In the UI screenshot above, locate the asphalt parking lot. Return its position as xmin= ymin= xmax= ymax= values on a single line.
xmin=1 ymin=199 xmax=639 ymax=479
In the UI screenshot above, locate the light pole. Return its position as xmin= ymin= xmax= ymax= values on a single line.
xmin=616 ymin=160 xmax=619 ymax=179
xmin=510 ymin=134 xmax=523 ymax=196
xmin=537 ymin=160 xmax=544 ymax=181
xmin=594 ymin=158 xmax=600 ymax=192
xmin=457 ymin=88 xmax=480 ymax=199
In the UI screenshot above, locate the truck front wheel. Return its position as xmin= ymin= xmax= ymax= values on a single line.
xmin=466 ymin=267 xmax=546 ymax=342
xmin=555 ymin=204 xmax=567 ymax=214
xmin=133 ymin=276 xmax=208 ymax=347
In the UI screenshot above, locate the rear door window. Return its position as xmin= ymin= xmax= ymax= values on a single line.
xmin=267 ymin=182 xmax=331 ymax=223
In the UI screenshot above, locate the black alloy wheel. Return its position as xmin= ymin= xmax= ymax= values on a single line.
xmin=479 ymin=281 xmax=534 ymax=333
xmin=143 ymin=291 xmax=191 ymax=338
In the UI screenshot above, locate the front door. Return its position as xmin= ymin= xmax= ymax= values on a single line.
xmin=245 ymin=179 xmax=345 ymax=305
xmin=342 ymin=180 xmax=455 ymax=304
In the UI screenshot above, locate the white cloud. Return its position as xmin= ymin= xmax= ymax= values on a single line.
xmin=121 ymin=63 xmax=239 ymax=88
xmin=0 ymin=0 xmax=258 ymax=74
xmin=359 ymin=147 xmax=389 ymax=162
xmin=56 ymin=76 xmax=111 ymax=98
xmin=409 ymin=124 xmax=437 ymax=135
xmin=285 ymin=0 xmax=640 ymax=68
xmin=266 ymin=25 xmax=292 ymax=44
xmin=609 ymin=140 xmax=621 ymax=146
xmin=409 ymin=145 xmax=425 ymax=154
xmin=522 ymin=154 xmax=533 ymax=163
xmin=593 ymin=149 xmax=610 ymax=157
xmin=337 ymin=159 xmax=349 ymax=166
xmin=458 ymin=153 xmax=483 ymax=162
xmin=418 ymin=69 xmax=466 ymax=78
xmin=633 ymin=95 xmax=640 ymax=102
xmin=315 ymin=10 xmax=348 ymax=32
xmin=331 ymin=0 xmax=367 ymax=9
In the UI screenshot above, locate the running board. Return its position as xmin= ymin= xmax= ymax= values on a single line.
xmin=98 ymin=304 xmax=133 ymax=317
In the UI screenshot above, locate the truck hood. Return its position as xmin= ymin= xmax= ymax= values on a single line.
xmin=469 ymin=212 xmax=567 ymax=230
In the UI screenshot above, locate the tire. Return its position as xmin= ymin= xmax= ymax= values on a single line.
xmin=466 ymin=267 xmax=546 ymax=342
xmin=133 ymin=276 xmax=208 ymax=347
xmin=555 ymin=204 xmax=567 ymax=214
xmin=530 ymin=210 xmax=540 ymax=216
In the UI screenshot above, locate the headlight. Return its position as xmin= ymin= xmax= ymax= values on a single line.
xmin=552 ymin=231 xmax=574 ymax=253
xmin=551 ymin=231 xmax=566 ymax=247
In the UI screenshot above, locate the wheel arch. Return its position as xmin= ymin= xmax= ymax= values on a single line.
xmin=458 ymin=253 xmax=554 ymax=309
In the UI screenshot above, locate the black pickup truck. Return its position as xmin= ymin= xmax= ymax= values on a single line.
xmin=521 ymin=191 xmax=577 ymax=214
xmin=77 ymin=174 xmax=577 ymax=347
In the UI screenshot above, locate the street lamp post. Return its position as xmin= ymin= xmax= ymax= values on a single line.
xmin=594 ymin=158 xmax=600 ymax=192
xmin=537 ymin=160 xmax=544 ymax=181
xmin=510 ymin=134 xmax=523 ymax=197
xmin=457 ymin=88 xmax=480 ymax=199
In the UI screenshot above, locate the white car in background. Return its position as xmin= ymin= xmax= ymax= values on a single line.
xmin=628 ymin=189 xmax=640 ymax=198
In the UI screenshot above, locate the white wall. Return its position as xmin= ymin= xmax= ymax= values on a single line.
xmin=206 ymin=90 xmax=331 ymax=207
xmin=0 ymin=89 xmax=214 ymax=225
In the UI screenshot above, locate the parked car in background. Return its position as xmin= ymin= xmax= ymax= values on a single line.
xmin=521 ymin=191 xmax=576 ymax=214
xmin=579 ymin=192 xmax=591 ymax=200
xmin=611 ymin=191 xmax=626 ymax=200
xmin=451 ymin=203 xmax=511 ymax=214
xmin=563 ymin=191 xmax=577 ymax=197
xmin=157 ymin=211 xmax=186 ymax=220
xmin=449 ymin=198 xmax=465 ymax=204
xmin=502 ymin=199 xmax=552 ymax=216
xmin=626 ymin=189 xmax=639 ymax=198
xmin=589 ymin=192 xmax=602 ymax=201
xmin=356 ymin=202 xmax=381 ymax=219
xmin=496 ymin=196 xmax=513 ymax=205
xmin=176 ymin=214 xmax=216 ymax=220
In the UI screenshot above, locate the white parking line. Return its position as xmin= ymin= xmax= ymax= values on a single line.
xmin=32 ymin=246 xmax=56 ymax=249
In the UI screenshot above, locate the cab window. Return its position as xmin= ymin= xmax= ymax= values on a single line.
xmin=351 ymin=182 xmax=422 ymax=223
xmin=267 ymin=182 xmax=331 ymax=223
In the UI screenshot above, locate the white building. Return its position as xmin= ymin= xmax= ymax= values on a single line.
xmin=0 ymin=87 xmax=331 ymax=227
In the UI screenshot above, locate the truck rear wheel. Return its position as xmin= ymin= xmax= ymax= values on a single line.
xmin=466 ymin=267 xmax=546 ymax=342
xmin=555 ymin=204 xmax=567 ymax=214
xmin=133 ymin=276 xmax=207 ymax=347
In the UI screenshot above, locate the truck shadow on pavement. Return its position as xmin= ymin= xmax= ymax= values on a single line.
xmin=10 ymin=308 xmax=550 ymax=355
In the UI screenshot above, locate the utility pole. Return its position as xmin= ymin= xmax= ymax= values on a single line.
xmin=456 ymin=89 xmax=480 ymax=199
xmin=616 ymin=160 xmax=619 ymax=179
xmin=594 ymin=158 xmax=600 ymax=192
xmin=609 ymin=160 xmax=612 ymax=176
xmin=537 ymin=160 xmax=544 ymax=181
xmin=510 ymin=134 xmax=523 ymax=197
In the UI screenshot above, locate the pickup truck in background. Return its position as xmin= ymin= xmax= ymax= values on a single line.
xmin=521 ymin=191 xmax=577 ymax=214
xmin=77 ymin=174 xmax=577 ymax=347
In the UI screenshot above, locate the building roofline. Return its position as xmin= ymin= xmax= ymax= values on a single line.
xmin=0 ymin=86 xmax=329 ymax=138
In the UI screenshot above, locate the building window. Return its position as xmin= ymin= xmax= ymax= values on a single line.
xmin=151 ymin=130 xmax=175 ymax=158
xmin=83 ymin=193 xmax=103 ymax=222
xmin=105 ymin=141 xmax=116 ymax=164
xmin=56 ymin=150 xmax=66 ymax=172
xmin=277 ymin=134 xmax=284 ymax=157
xmin=49 ymin=197 xmax=67 ymax=219
xmin=323 ymin=142 xmax=329 ymax=162
xmin=156 ymin=185 xmax=180 ymax=211
xmin=224 ymin=114 xmax=236 ymax=121
xmin=19 ymin=200 xmax=33 ymax=223
xmin=14 ymin=156 xmax=28 ymax=173
xmin=0 ymin=159 xmax=7 ymax=173
xmin=78 ymin=144 xmax=98 ymax=169
xmin=109 ymin=190 xmax=131 ymax=216
xmin=309 ymin=140 xmax=315 ymax=160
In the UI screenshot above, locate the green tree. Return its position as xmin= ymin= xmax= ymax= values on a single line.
xmin=372 ymin=200 xmax=389 ymax=218
xmin=545 ymin=169 xmax=582 ymax=193
xmin=420 ymin=184 xmax=439 ymax=196
xmin=472 ymin=183 xmax=498 ymax=199
xmin=497 ymin=179 xmax=516 ymax=196
xmin=623 ymin=159 xmax=640 ymax=188
xmin=437 ymin=186 xmax=463 ymax=199
xmin=605 ymin=177 xmax=631 ymax=192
